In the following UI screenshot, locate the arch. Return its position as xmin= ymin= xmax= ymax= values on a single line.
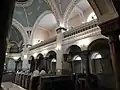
xmin=63 ymin=0 xmax=92 ymax=26
xmin=29 ymin=55 xmax=35 ymax=72
xmin=87 ymin=38 xmax=109 ymax=51
xmin=12 ymin=19 xmax=28 ymax=45
xmin=29 ymin=55 xmax=34 ymax=61
xmin=45 ymin=51 xmax=56 ymax=73
xmin=30 ymin=10 xmax=54 ymax=44
xmin=63 ymin=0 xmax=79 ymax=26
xmin=35 ymin=53 xmax=44 ymax=70
xmin=36 ymin=53 xmax=44 ymax=62
xmin=88 ymin=38 xmax=112 ymax=75
xmin=65 ymin=4 xmax=85 ymax=28
xmin=46 ymin=51 xmax=56 ymax=60
xmin=73 ymin=55 xmax=82 ymax=61
xmin=66 ymin=45 xmax=81 ymax=55
xmin=91 ymin=52 xmax=102 ymax=60
xmin=36 ymin=53 xmax=44 ymax=59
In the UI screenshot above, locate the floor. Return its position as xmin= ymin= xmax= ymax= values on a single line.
xmin=1 ymin=82 xmax=26 ymax=90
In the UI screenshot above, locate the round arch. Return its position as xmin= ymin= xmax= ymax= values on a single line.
xmin=88 ymin=38 xmax=112 ymax=74
xmin=64 ymin=5 xmax=85 ymax=27
xmin=36 ymin=53 xmax=44 ymax=62
xmin=87 ymin=38 xmax=109 ymax=51
xmin=46 ymin=51 xmax=56 ymax=60
xmin=29 ymin=55 xmax=35 ymax=72
xmin=63 ymin=0 xmax=92 ymax=27
xmin=30 ymin=10 xmax=56 ymax=44
xmin=12 ymin=19 xmax=28 ymax=45
xmin=66 ymin=45 xmax=81 ymax=55
xmin=35 ymin=53 xmax=44 ymax=70
xmin=46 ymin=51 xmax=57 ymax=73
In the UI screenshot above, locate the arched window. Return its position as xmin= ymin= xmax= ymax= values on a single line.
xmin=91 ymin=52 xmax=102 ymax=59
xmin=87 ymin=12 xmax=97 ymax=22
xmin=72 ymin=55 xmax=82 ymax=73
xmin=73 ymin=55 xmax=82 ymax=61
xmin=90 ymin=52 xmax=103 ymax=73
xmin=51 ymin=58 xmax=56 ymax=62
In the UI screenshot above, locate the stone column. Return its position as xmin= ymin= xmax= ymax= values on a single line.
xmin=108 ymin=33 xmax=120 ymax=90
xmin=81 ymin=50 xmax=90 ymax=75
xmin=0 ymin=0 xmax=15 ymax=87
xmin=22 ymin=46 xmax=29 ymax=70
xmin=56 ymin=27 xmax=66 ymax=75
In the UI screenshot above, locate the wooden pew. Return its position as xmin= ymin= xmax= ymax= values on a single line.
xmin=39 ymin=75 xmax=74 ymax=90
xmin=29 ymin=76 xmax=40 ymax=90
xmin=25 ymin=74 xmax=31 ymax=89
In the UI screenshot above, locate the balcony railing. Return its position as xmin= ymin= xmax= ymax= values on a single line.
xmin=29 ymin=20 xmax=99 ymax=51
xmin=63 ymin=19 xmax=98 ymax=38
xmin=29 ymin=36 xmax=57 ymax=51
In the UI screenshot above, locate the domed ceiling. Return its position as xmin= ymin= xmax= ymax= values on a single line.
xmin=13 ymin=0 xmax=79 ymax=28
xmin=14 ymin=0 xmax=51 ymax=27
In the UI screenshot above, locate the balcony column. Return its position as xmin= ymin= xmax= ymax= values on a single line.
xmin=108 ymin=33 xmax=120 ymax=90
xmin=0 ymin=0 xmax=16 ymax=87
xmin=56 ymin=27 xmax=66 ymax=75
xmin=22 ymin=46 xmax=29 ymax=70
xmin=100 ymin=18 xmax=120 ymax=90
xmin=80 ymin=50 xmax=90 ymax=75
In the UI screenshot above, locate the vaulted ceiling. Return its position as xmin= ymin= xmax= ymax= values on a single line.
xmin=14 ymin=0 xmax=93 ymax=28
xmin=13 ymin=0 xmax=95 ymax=45
xmin=14 ymin=0 xmax=51 ymax=27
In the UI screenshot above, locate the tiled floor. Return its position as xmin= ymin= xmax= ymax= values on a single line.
xmin=2 ymin=82 xmax=26 ymax=90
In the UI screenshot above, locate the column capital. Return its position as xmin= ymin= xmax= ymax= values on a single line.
xmin=100 ymin=18 xmax=120 ymax=36
xmin=56 ymin=27 xmax=67 ymax=33
xmin=79 ymin=50 xmax=90 ymax=56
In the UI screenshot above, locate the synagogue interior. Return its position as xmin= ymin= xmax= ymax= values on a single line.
xmin=1 ymin=0 xmax=120 ymax=90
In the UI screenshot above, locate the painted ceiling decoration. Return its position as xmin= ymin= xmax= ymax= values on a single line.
xmin=14 ymin=0 xmax=51 ymax=27
xmin=14 ymin=0 xmax=82 ymax=28
xmin=7 ymin=26 xmax=24 ymax=53
xmin=13 ymin=0 xmax=94 ymax=39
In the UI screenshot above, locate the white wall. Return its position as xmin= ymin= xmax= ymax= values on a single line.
xmin=32 ymin=27 xmax=51 ymax=45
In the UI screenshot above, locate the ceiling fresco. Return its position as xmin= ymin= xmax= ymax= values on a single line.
xmin=14 ymin=0 xmax=51 ymax=27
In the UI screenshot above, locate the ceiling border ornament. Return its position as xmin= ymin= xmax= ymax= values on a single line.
xmin=29 ymin=10 xmax=53 ymax=45
xmin=16 ymin=0 xmax=33 ymax=7
xmin=63 ymin=0 xmax=80 ymax=27
xmin=12 ymin=19 xmax=29 ymax=45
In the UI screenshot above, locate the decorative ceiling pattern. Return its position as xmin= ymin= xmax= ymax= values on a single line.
xmin=14 ymin=0 xmax=51 ymax=27
xmin=7 ymin=26 xmax=24 ymax=53
xmin=55 ymin=0 xmax=72 ymax=15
